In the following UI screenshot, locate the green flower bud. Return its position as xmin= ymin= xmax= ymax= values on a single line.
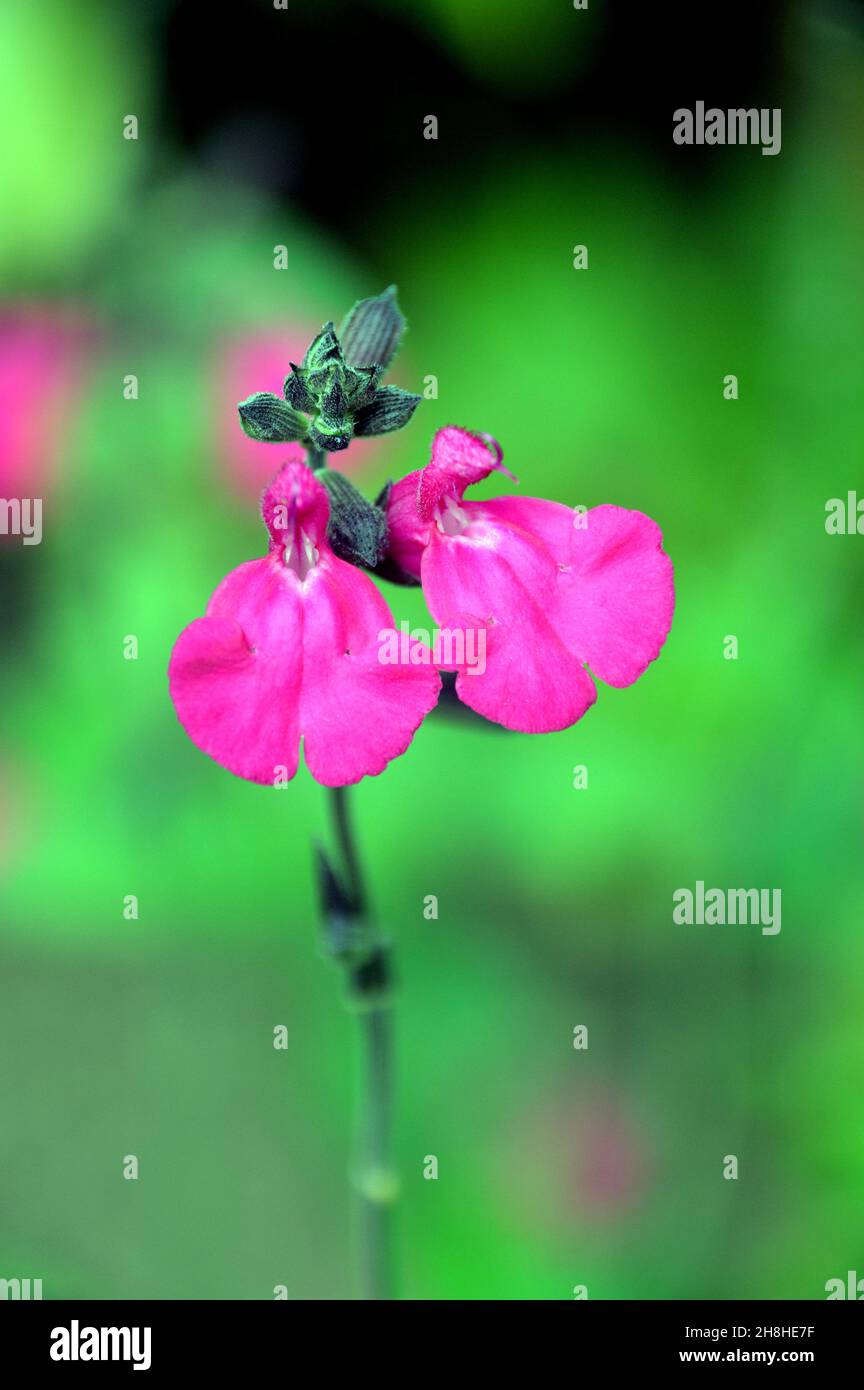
xmin=338 ymin=286 xmax=405 ymax=370
xmin=316 ymin=468 xmax=388 ymax=569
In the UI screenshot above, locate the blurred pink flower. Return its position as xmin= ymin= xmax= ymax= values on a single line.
xmin=0 ymin=309 xmax=88 ymax=507
xmin=501 ymin=1090 xmax=649 ymax=1229
xmin=215 ymin=331 xmax=383 ymax=499
xmin=169 ymin=461 xmax=440 ymax=786
xmin=386 ymin=425 xmax=675 ymax=732
xmin=574 ymin=1099 xmax=646 ymax=1216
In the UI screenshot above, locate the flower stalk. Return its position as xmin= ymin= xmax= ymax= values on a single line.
xmin=324 ymin=786 xmax=397 ymax=1301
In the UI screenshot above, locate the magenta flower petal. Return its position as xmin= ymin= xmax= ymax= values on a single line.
xmin=298 ymin=556 xmax=441 ymax=786
xmin=386 ymin=427 xmax=674 ymax=733
xmin=385 ymin=468 xmax=426 ymax=578
xmin=169 ymin=560 xmax=304 ymax=785
xmin=421 ymin=512 xmax=598 ymax=733
xmin=472 ymin=496 xmax=674 ymax=686
xmin=553 ymin=503 xmax=675 ymax=688
xmin=472 ymin=494 xmax=574 ymax=553
xmin=169 ymin=463 xmax=441 ymax=786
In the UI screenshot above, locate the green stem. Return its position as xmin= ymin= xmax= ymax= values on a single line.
xmin=355 ymin=995 xmax=396 ymax=1301
xmin=327 ymin=786 xmax=397 ymax=1301
xmin=330 ymin=785 xmax=365 ymax=915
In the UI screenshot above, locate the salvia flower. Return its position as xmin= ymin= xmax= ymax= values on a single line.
xmin=169 ymin=462 xmax=440 ymax=786
xmin=385 ymin=426 xmax=675 ymax=733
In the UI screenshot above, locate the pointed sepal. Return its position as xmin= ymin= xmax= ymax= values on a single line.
xmin=343 ymin=363 xmax=384 ymax=408
xmin=237 ymin=392 xmax=308 ymax=443
xmin=353 ymin=385 xmax=421 ymax=437
xmin=303 ymin=322 xmax=343 ymax=372
xmin=283 ymin=366 xmax=315 ymax=413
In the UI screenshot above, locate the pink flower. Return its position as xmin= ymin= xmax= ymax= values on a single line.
xmin=169 ymin=462 xmax=441 ymax=786
xmin=386 ymin=426 xmax=675 ymax=733
xmin=0 ymin=309 xmax=89 ymax=506
xmin=501 ymin=1090 xmax=648 ymax=1229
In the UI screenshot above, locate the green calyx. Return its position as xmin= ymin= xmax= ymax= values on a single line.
xmin=315 ymin=468 xmax=389 ymax=570
xmin=238 ymin=287 xmax=421 ymax=456
xmin=311 ymin=473 xmax=421 ymax=584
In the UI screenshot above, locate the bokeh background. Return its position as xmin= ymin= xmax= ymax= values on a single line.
xmin=1 ymin=0 xmax=863 ymax=1300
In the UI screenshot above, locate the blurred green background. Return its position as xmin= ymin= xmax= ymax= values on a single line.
xmin=1 ymin=0 xmax=862 ymax=1299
